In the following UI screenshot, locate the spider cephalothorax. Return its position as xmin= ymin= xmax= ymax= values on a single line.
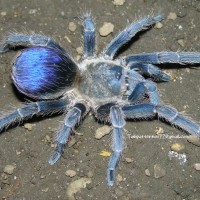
xmin=0 ymin=14 xmax=200 ymax=186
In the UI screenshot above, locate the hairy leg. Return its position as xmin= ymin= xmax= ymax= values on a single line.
xmin=122 ymin=103 xmax=200 ymax=136
xmin=82 ymin=15 xmax=95 ymax=58
xmin=0 ymin=33 xmax=65 ymax=53
xmin=103 ymin=15 xmax=163 ymax=59
xmin=107 ymin=105 xmax=125 ymax=186
xmin=49 ymin=103 xmax=87 ymax=165
xmin=123 ymin=52 xmax=200 ymax=65
xmin=0 ymin=99 xmax=68 ymax=132
xmin=130 ymin=63 xmax=170 ymax=82
xmin=127 ymin=70 xmax=160 ymax=104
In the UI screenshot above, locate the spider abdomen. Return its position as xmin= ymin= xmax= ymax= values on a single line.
xmin=12 ymin=46 xmax=78 ymax=99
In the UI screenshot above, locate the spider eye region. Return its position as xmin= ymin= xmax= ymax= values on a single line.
xmin=12 ymin=46 xmax=78 ymax=99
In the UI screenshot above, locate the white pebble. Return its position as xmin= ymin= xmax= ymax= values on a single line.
xmin=125 ymin=157 xmax=134 ymax=163
xmin=116 ymin=174 xmax=123 ymax=182
xmin=177 ymin=39 xmax=185 ymax=47
xmin=99 ymin=22 xmax=114 ymax=37
xmin=1 ymin=11 xmax=7 ymax=16
xmin=76 ymin=46 xmax=83 ymax=55
xmin=167 ymin=12 xmax=177 ymax=20
xmin=29 ymin=9 xmax=37 ymax=14
xmin=154 ymin=164 xmax=166 ymax=178
xmin=154 ymin=22 xmax=163 ymax=29
xmin=66 ymin=178 xmax=91 ymax=200
xmin=95 ymin=125 xmax=111 ymax=139
xmin=4 ymin=165 xmax=15 ymax=175
xmin=65 ymin=170 xmax=77 ymax=177
xmin=145 ymin=169 xmax=151 ymax=177
xmin=113 ymin=0 xmax=125 ymax=6
xmin=193 ymin=163 xmax=200 ymax=171
xmin=24 ymin=123 xmax=33 ymax=131
xmin=69 ymin=22 xmax=77 ymax=32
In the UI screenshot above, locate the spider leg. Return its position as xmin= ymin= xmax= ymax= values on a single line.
xmin=123 ymin=52 xmax=200 ymax=65
xmin=0 ymin=99 xmax=68 ymax=132
xmin=103 ymin=15 xmax=163 ymax=59
xmin=122 ymin=103 xmax=200 ymax=136
xmin=107 ymin=105 xmax=125 ymax=186
xmin=129 ymin=80 xmax=160 ymax=104
xmin=0 ymin=33 xmax=65 ymax=53
xmin=130 ymin=63 xmax=170 ymax=82
xmin=49 ymin=103 xmax=87 ymax=165
xmin=83 ymin=15 xmax=95 ymax=58
xmin=127 ymin=70 xmax=160 ymax=104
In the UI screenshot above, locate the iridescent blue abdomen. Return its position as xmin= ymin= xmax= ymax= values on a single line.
xmin=12 ymin=46 xmax=78 ymax=99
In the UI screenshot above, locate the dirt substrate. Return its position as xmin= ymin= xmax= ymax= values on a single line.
xmin=0 ymin=0 xmax=200 ymax=199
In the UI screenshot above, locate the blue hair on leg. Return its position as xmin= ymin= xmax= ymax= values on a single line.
xmin=130 ymin=63 xmax=170 ymax=82
xmin=49 ymin=103 xmax=86 ymax=165
xmin=107 ymin=106 xmax=125 ymax=186
xmin=83 ymin=15 xmax=95 ymax=57
xmin=12 ymin=46 xmax=78 ymax=99
xmin=124 ymin=52 xmax=200 ymax=65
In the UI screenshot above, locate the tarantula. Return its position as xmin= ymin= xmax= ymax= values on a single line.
xmin=0 ymin=14 xmax=200 ymax=186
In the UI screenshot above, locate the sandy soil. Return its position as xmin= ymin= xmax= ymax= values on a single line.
xmin=0 ymin=0 xmax=200 ymax=199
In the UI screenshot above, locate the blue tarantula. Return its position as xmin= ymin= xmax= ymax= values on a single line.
xmin=0 ymin=14 xmax=200 ymax=186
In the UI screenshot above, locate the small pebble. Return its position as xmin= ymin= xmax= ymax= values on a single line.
xmin=167 ymin=12 xmax=177 ymax=20
xmin=45 ymin=135 xmax=51 ymax=143
xmin=187 ymin=135 xmax=200 ymax=147
xmin=76 ymin=46 xmax=83 ymax=55
xmin=125 ymin=157 xmax=134 ymax=163
xmin=116 ymin=174 xmax=123 ymax=182
xmin=40 ymin=175 xmax=46 ymax=179
xmin=1 ymin=11 xmax=7 ymax=16
xmin=193 ymin=163 xmax=200 ymax=171
xmin=154 ymin=22 xmax=163 ymax=29
xmin=61 ymin=11 xmax=65 ymax=16
xmin=41 ymin=187 xmax=49 ymax=192
xmin=66 ymin=178 xmax=91 ymax=200
xmin=1 ymin=173 xmax=8 ymax=180
xmin=95 ymin=125 xmax=111 ymax=139
xmin=155 ymin=127 xmax=164 ymax=135
xmin=29 ymin=9 xmax=37 ymax=14
xmin=154 ymin=164 xmax=166 ymax=178
xmin=170 ymin=143 xmax=185 ymax=152
xmin=16 ymin=150 xmax=21 ymax=155
xmin=177 ymin=39 xmax=185 ymax=47
xmin=65 ymin=170 xmax=77 ymax=177
xmin=4 ymin=165 xmax=15 ymax=175
xmin=145 ymin=168 xmax=151 ymax=177
xmin=69 ymin=22 xmax=77 ymax=32
xmin=24 ymin=123 xmax=33 ymax=131
xmin=64 ymin=35 xmax=72 ymax=43
xmin=76 ymin=55 xmax=82 ymax=61
xmin=99 ymin=22 xmax=114 ymax=37
xmin=113 ymin=0 xmax=125 ymax=6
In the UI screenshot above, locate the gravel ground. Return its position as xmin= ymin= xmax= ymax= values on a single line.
xmin=0 ymin=0 xmax=200 ymax=199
